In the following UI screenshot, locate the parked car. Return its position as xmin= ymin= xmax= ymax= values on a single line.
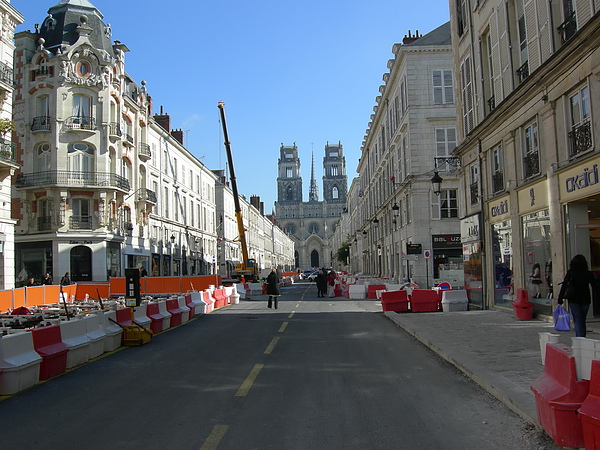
xmin=302 ymin=270 xmax=319 ymax=282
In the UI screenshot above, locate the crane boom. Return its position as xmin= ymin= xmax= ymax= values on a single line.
xmin=217 ymin=102 xmax=253 ymax=277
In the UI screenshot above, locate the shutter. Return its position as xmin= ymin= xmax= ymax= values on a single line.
xmin=498 ymin=3 xmax=513 ymax=98
xmin=433 ymin=70 xmax=443 ymax=104
xmin=489 ymin=9 xmax=503 ymax=104
xmin=574 ymin=0 xmax=592 ymax=24
xmin=431 ymin=192 xmax=440 ymax=220
xmin=524 ymin=0 xmax=540 ymax=72
xmin=537 ymin=0 xmax=552 ymax=62
xmin=444 ymin=70 xmax=454 ymax=103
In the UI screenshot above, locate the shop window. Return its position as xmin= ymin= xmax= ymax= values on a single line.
xmin=523 ymin=210 xmax=552 ymax=315
xmin=492 ymin=220 xmax=513 ymax=308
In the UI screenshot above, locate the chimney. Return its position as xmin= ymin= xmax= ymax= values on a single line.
xmin=154 ymin=105 xmax=171 ymax=132
xmin=250 ymin=195 xmax=261 ymax=211
xmin=402 ymin=30 xmax=421 ymax=45
xmin=171 ymin=129 xmax=184 ymax=146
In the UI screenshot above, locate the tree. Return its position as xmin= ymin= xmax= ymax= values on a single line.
xmin=337 ymin=242 xmax=349 ymax=266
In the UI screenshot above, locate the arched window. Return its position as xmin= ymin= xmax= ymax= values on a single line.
xmin=332 ymin=186 xmax=339 ymax=199
xmin=68 ymin=143 xmax=95 ymax=181
xmin=36 ymin=142 xmax=52 ymax=172
xmin=121 ymin=157 xmax=132 ymax=181
xmin=286 ymin=186 xmax=293 ymax=200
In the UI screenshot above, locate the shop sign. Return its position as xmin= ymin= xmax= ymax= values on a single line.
xmin=69 ymin=240 xmax=93 ymax=245
xmin=517 ymin=179 xmax=548 ymax=215
xmin=559 ymin=157 xmax=600 ymax=202
xmin=488 ymin=195 xmax=510 ymax=223
xmin=460 ymin=214 xmax=481 ymax=242
xmin=432 ymin=234 xmax=461 ymax=249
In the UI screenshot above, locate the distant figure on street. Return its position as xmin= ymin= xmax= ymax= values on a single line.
xmin=316 ymin=268 xmax=327 ymax=298
xmin=558 ymin=254 xmax=598 ymax=337
xmin=27 ymin=277 xmax=37 ymax=287
xmin=327 ymin=270 xmax=336 ymax=297
xmin=530 ymin=262 xmax=543 ymax=298
xmin=42 ymin=273 xmax=53 ymax=285
xmin=266 ymin=269 xmax=280 ymax=309
xmin=60 ymin=272 xmax=72 ymax=286
xmin=140 ymin=266 xmax=148 ymax=277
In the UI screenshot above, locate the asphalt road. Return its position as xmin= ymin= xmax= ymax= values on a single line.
xmin=0 ymin=282 xmax=556 ymax=449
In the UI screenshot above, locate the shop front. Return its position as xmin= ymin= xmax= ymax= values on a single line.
xmin=488 ymin=195 xmax=514 ymax=309
xmin=432 ymin=234 xmax=464 ymax=288
xmin=461 ymin=213 xmax=483 ymax=308
xmin=558 ymin=157 xmax=600 ymax=317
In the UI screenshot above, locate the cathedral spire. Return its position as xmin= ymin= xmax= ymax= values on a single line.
xmin=309 ymin=151 xmax=319 ymax=202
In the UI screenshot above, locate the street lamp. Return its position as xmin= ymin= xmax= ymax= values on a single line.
xmin=170 ymin=234 xmax=176 ymax=243
xmin=431 ymin=171 xmax=443 ymax=196
xmin=431 ymin=157 xmax=461 ymax=195
xmin=373 ymin=217 xmax=379 ymax=227
xmin=391 ymin=203 xmax=400 ymax=220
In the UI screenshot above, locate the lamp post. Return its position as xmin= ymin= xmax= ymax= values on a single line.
xmin=373 ymin=218 xmax=380 ymax=277
xmin=392 ymin=203 xmax=399 ymax=281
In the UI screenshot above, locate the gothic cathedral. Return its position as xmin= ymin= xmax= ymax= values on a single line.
xmin=275 ymin=142 xmax=347 ymax=269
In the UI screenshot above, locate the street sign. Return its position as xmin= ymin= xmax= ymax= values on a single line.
xmin=424 ymin=250 xmax=431 ymax=259
xmin=406 ymin=243 xmax=422 ymax=254
xmin=401 ymin=255 xmax=419 ymax=261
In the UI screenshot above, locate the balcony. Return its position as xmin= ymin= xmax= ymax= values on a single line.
xmin=109 ymin=122 xmax=122 ymax=138
xmin=558 ymin=12 xmax=577 ymax=44
xmin=32 ymin=116 xmax=51 ymax=132
xmin=70 ymin=215 xmax=92 ymax=230
xmin=136 ymin=188 xmax=157 ymax=204
xmin=569 ymin=121 xmax=592 ymax=157
xmin=124 ymin=133 xmax=134 ymax=146
xmin=16 ymin=170 xmax=130 ymax=191
xmin=516 ymin=61 xmax=529 ymax=84
xmin=0 ymin=138 xmax=16 ymax=164
xmin=523 ymin=151 xmax=540 ymax=179
xmin=0 ymin=61 xmax=12 ymax=87
xmin=37 ymin=216 xmax=52 ymax=231
xmin=65 ymin=116 xmax=97 ymax=131
xmin=492 ymin=170 xmax=504 ymax=193
xmin=138 ymin=142 xmax=151 ymax=161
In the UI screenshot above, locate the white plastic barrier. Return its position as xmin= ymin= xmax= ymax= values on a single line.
xmin=441 ymin=290 xmax=469 ymax=312
xmin=177 ymin=296 xmax=191 ymax=323
xmin=186 ymin=292 xmax=205 ymax=315
xmin=60 ymin=319 xmax=91 ymax=369
xmin=133 ymin=302 xmax=152 ymax=329
xmin=82 ymin=314 xmax=106 ymax=359
xmin=203 ymin=290 xmax=215 ymax=313
xmin=100 ymin=310 xmax=123 ymax=352
xmin=539 ymin=332 xmax=560 ymax=365
xmin=348 ymin=284 xmax=367 ymax=299
xmin=571 ymin=337 xmax=600 ymax=381
xmin=157 ymin=300 xmax=173 ymax=330
xmin=0 ymin=332 xmax=43 ymax=395
xmin=385 ymin=284 xmax=403 ymax=291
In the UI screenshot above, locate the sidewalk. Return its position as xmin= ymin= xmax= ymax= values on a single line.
xmin=382 ymin=309 xmax=598 ymax=425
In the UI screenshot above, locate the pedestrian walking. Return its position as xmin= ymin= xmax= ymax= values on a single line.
xmin=316 ymin=268 xmax=327 ymax=298
xmin=266 ymin=269 xmax=280 ymax=309
xmin=557 ymin=254 xmax=598 ymax=337
xmin=41 ymin=273 xmax=53 ymax=285
xmin=60 ymin=272 xmax=72 ymax=286
xmin=327 ymin=270 xmax=336 ymax=297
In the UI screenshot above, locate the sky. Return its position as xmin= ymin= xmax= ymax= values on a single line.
xmin=13 ymin=0 xmax=451 ymax=213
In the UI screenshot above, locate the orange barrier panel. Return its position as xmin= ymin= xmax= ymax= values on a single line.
xmin=13 ymin=288 xmax=25 ymax=309
xmin=25 ymin=286 xmax=45 ymax=307
xmin=75 ymin=283 xmax=110 ymax=301
xmin=44 ymin=286 xmax=61 ymax=305
xmin=0 ymin=289 xmax=13 ymax=312
xmin=281 ymin=272 xmax=297 ymax=278
xmin=181 ymin=276 xmax=220 ymax=293
xmin=109 ymin=278 xmax=127 ymax=296
xmin=144 ymin=277 xmax=181 ymax=294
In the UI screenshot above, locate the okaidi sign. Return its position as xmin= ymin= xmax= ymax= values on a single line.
xmin=432 ymin=234 xmax=461 ymax=249
xmin=488 ymin=195 xmax=510 ymax=223
xmin=559 ymin=157 xmax=600 ymax=202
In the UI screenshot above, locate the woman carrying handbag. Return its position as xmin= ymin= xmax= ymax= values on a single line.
xmin=557 ymin=254 xmax=598 ymax=337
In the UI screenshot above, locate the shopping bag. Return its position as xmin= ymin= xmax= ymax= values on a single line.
xmin=553 ymin=305 xmax=571 ymax=332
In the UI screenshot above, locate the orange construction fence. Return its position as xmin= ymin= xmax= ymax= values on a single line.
xmin=0 ymin=275 xmax=225 ymax=312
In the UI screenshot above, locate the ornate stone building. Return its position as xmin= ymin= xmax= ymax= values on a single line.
xmin=275 ymin=142 xmax=347 ymax=269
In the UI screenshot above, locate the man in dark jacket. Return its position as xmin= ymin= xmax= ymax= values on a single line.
xmin=266 ymin=269 xmax=280 ymax=309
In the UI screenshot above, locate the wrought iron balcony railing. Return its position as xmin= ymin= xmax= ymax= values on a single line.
xmin=136 ymin=188 xmax=157 ymax=204
xmin=487 ymin=95 xmax=495 ymax=114
xmin=37 ymin=216 xmax=52 ymax=231
xmin=138 ymin=142 xmax=151 ymax=160
xmin=569 ymin=121 xmax=592 ymax=157
xmin=0 ymin=61 xmax=12 ymax=86
xmin=109 ymin=122 xmax=122 ymax=137
xmin=32 ymin=116 xmax=51 ymax=132
xmin=523 ymin=151 xmax=540 ymax=179
xmin=124 ymin=133 xmax=134 ymax=145
xmin=0 ymin=137 xmax=16 ymax=164
xmin=516 ymin=61 xmax=529 ymax=84
xmin=65 ymin=116 xmax=97 ymax=131
xmin=558 ymin=12 xmax=577 ymax=44
xmin=70 ymin=215 xmax=92 ymax=230
xmin=492 ymin=170 xmax=504 ymax=193
xmin=16 ymin=170 xmax=130 ymax=191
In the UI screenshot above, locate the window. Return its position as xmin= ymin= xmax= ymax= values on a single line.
xmin=37 ymin=143 xmax=52 ymax=172
xmin=121 ymin=158 xmax=132 ymax=181
xmin=435 ymin=128 xmax=457 ymax=170
xmin=456 ymin=0 xmax=468 ymax=36
xmin=440 ymin=190 xmax=458 ymax=218
xmin=286 ymin=167 xmax=293 ymax=178
xmin=286 ymin=186 xmax=293 ymax=200
xmin=460 ymin=56 xmax=474 ymax=135
xmin=71 ymin=198 xmax=91 ymax=229
xmin=523 ymin=121 xmax=540 ymax=177
xmin=164 ymin=187 xmax=169 ymax=218
xmin=433 ymin=70 xmax=454 ymax=104
xmin=331 ymin=165 xmax=338 ymax=176
xmin=568 ymin=85 xmax=592 ymax=156
xmin=68 ymin=143 xmax=95 ymax=176
xmin=72 ymin=94 xmax=91 ymax=119
xmin=332 ymin=186 xmax=339 ymax=199
xmin=470 ymin=164 xmax=479 ymax=205
xmin=492 ymin=146 xmax=504 ymax=193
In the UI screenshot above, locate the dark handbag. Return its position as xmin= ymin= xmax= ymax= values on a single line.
xmin=562 ymin=274 xmax=576 ymax=300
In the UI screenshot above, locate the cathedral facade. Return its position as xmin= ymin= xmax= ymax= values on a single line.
xmin=275 ymin=142 xmax=347 ymax=269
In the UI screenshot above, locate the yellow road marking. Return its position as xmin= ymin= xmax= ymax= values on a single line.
xmin=200 ymin=424 xmax=229 ymax=450
xmin=264 ymin=337 xmax=279 ymax=354
xmin=288 ymin=311 xmax=295 ymax=319
xmin=279 ymin=322 xmax=288 ymax=333
xmin=295 ymin=303 xmax=300 ymax=308
xmin=235 ymin=364 xmax=264 ymax=397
